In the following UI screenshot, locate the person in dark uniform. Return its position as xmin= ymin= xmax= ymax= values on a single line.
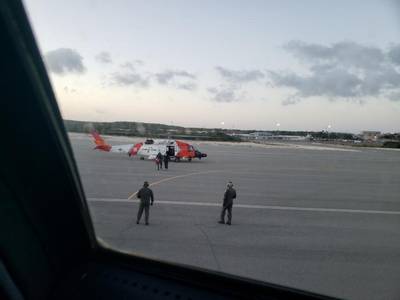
xmin=163 ymin=154 xmax=169 ymax=170
xmin=136 ymin=181 xmax=154 ymax=225
xmin=157 ymin=152 xmax=163 ymax=169
xmin=218 ymin=181 xmax=236 ymax=225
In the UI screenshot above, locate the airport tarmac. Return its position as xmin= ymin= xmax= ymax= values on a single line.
xmin=70 ymin=133 xmax=400 ymax=300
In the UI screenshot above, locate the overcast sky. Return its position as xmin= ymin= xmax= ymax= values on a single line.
xmin=24 ymin=0 xmax=400 ymax=133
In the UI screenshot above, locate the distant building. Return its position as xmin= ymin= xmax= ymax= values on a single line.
xmin=228 ymin=133 xmax=252 ymax=140
xmin=265 ymin=135 xmax=310 ymax=141
xmin=244 ymin=131 xmax=310 ymax=141
xmin=361 ymin=131 xmax=381 ymax=141
xmin=249 ymin=132 xmax=273 ymax=139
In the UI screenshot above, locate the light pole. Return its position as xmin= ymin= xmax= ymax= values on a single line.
xmin=276 ymin=123 xmax=280 ymax=135
xmin=327 ymin=124 xmax=332 ymax=140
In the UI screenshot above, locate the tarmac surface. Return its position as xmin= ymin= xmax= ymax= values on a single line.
xmin=70 ymin=133 xmax=400 ymax=300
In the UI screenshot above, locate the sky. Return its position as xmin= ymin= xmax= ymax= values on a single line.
xmin=23 ymin=0 xmax=400 ymax=133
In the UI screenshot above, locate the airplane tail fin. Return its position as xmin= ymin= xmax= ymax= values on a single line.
xmin=91 ymin=131 xmax=111 ymax=151
xmin=91 ymin=131 xmax=106 ymax=145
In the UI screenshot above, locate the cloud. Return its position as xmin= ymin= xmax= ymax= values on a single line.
xmin=120 ymin=60 xmax=145 ymax=70
xmin=134 ymin=59 xmax=144 ymax=66
xmin=44 ymin=48 xmax=85 ymax=75
xmin=269 ymin=41 xmax=400 ymax=103
xmin=155 ymin=70 xmax=196 ymax=90
xmin=208 ymin=67 xmax=263 ymax=102
xmin=284 ymin=41 xmax=385 ymax=70
xmin=208 ymin=85 xmax=241 ymax=103
xmin=120 ymin=62 xmax=135 ymax=71
xmin=95 ymin=51 xmax=112 ymax=64
xmin=155 ymin=70 xmax=196 ymax=84
xmin=111 ymin=71 xmax=149 ymax=87
xmin=215 ymin=66 xmax=264 ymax=83
xmin=177 ymin=82 xmax=197 ymax=91
xmin=109 ymin=64 xmax=196 ymax=90
xmin=282 ymin=95 xmax=301 ymax=106
xmin=388 ymin=45 xmax=400 ymax=65
xmin=109 ymin=60 xmax=149 ymax=87
xmin=269 ymin=69 xmax=362 ymax=98
xmin=387 ymin=90 xmax=400 ymax=102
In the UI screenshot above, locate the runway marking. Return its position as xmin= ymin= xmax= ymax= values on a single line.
xmin=127 ymin=170 xmax=222 ymax=200
xmin=88 ymin=198 xmax=400 ymax=216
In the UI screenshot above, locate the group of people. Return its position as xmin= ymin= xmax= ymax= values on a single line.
xmin=136 ymin=180 xmax=237 ymax=226
xmin=155 ymin=152 xmax=169 ymax=170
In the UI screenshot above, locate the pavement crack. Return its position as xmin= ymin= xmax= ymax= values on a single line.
xmin=197 ymin=226 xmax=221 ymax=271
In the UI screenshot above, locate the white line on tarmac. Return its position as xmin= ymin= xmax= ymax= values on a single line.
xmin=88 ymin=198 xmax=400 ymax=215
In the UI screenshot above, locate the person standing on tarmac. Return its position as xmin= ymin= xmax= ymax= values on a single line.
xmin=155 ymin=157 xmax=161 ymax=170
xmin=136 ymin=181 xmax=154 ymax=225
xmin=157 ymin=152 xmax=163 ymax=169
xmin=218 ymin=181 xmax=236 ymax=225
xmin=163 ymin=154 xmax=169 ymax=170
